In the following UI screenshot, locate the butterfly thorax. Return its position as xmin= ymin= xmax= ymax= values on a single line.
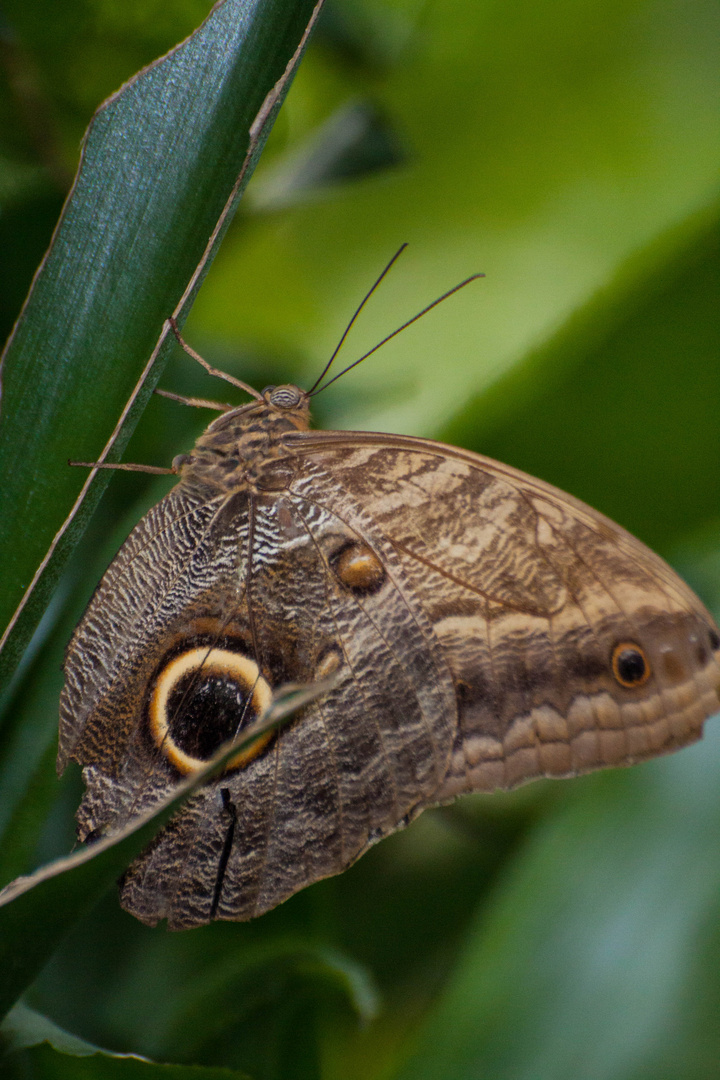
xmin=176 ymin=385 xmax=310 ymax=495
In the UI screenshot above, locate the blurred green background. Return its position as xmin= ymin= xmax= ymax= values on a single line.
xmin=1 ymin=0 xmax=719 ymax=1077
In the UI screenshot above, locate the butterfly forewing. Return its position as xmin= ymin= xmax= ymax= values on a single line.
xmin=61 ymin=457 xmax=457 ymax=926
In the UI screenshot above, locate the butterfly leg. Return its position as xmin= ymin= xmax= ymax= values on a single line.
xmin=167 ymin=317 xmax=263 ymax=401
xmin=154 ymin=387 xmax=233 ymax=413
xmin=68 ymin=460 xmax=175 ymax=475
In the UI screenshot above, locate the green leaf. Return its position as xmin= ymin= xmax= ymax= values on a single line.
xmin=8 ymin=1046 xmax=249 ymax=1080
xmin=393 ymin=724 xmax=720 ymax=1080
xmin=0 ymin=682 xmax=329 ymax=1021
xmin=129 ymin=938 xmax=379 ymax=1069
xmin=192 ymin=0 xmax=720 ymax=443
xmin=2 ymin=1002 xmax=102 ymax=1056
xmin=2 ymin=1004 xmax=252 ymax=1078
xmin=442 ymin=202 xmax=720 ymax=555
xmin=0 ymin=0 xmax=322 ymax=690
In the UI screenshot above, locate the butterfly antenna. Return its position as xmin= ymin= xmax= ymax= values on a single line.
xmin=311 ymin=272 xmax=485 ymax=395
xmin=306 ymin=243 xmax=409 ymax=394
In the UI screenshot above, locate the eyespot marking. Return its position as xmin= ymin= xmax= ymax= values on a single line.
xmin=612 ymin=642 xmax=651 ymax=688
xmin=315 ymin=648 xmax=342 ymax=681
xmin=148 ymin=647 xmax=273 ymax=775
xmin=709 ymin=628 xmax=720 ymax=652
xmin=331 ymin=541 xmax=386 ymax=594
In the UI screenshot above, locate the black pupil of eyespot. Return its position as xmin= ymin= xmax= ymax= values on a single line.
xmin=166 ymin=671 xmax=253 ymax=759
xmin=616 ymin=648 xmax=646 ymax=684
xmin=710 ymin=628 xmax=720 ymax=651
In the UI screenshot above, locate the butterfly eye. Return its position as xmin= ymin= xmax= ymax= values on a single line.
xmin=267 ymin=385 xmax=303 ymax=409
xmin=611 ymin=642 xmax=651 ymax=688
xmin=710 ymin=628 xmax=720 ymax=651
xmin=147 ymin=647 xmax=273 ymax=774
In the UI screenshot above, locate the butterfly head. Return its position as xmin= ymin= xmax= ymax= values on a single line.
xmin=201 ymin=383 xmax=310 ymax=438
xmin=262 ymin=384 xmax=306 ymax=410
xmin=258 ymin=383 xmax=311 ymax=433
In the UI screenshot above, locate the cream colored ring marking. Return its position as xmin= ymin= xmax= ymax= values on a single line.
xmin=149 ymin=646 xmax=273 ymax=774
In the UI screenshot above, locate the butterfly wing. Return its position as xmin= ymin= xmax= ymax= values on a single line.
xmin=59 ymin=430 xmax=720 ymax=928
xmin=288 ymin=431 xmax=720 ymax=802
xmin=60 ymin=466 xmax=457 ymax=928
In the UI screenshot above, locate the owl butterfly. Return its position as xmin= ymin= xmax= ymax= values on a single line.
xmin=59 ymin=280 xmax=720 ymax=931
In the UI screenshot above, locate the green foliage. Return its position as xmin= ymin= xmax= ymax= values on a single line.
xmin=0 ymin=683 xmax=321 ymax=1019
xmin=1 ymin=0 xmax=719 ymax=1078
xmin=0 ymin=0 xmax=318 ymax=686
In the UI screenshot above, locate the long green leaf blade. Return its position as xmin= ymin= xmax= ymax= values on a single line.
xmin=0 ymin=0 xmax=320 ymax=689
xmin=0 ymin=681 xmax=329 ymax=1020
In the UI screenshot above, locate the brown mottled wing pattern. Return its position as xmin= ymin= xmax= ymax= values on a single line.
xmin=60 ymin=427 xmax=720 ymax=929
xmin=60 ymin=455 xmax=457 ymax=928
xmin=288 ymin=431 xmax=720 ymax=799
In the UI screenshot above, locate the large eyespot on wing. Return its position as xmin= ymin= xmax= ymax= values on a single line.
xmin=109 ymin=486 xmax=458 ymax=929
xmin=287 ymin=432 xmax=720 ymax=798
xmin=147 ymin=644 xmax=273 ymax=774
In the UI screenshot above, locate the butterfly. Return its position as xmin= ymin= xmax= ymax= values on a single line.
xmin=58 ymin=302 xmax=720 ymax=931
